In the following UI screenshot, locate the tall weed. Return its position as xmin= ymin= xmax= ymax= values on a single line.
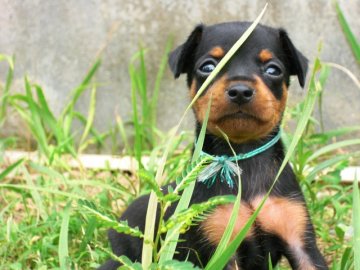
xmin=8 ymin=60 xmax=105 ymax=163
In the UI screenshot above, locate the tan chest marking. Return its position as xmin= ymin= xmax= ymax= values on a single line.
xmin=201 ymin=197 xmax=316 ymax=269
xmin=201 ymin=202 xmax=254 ymax=246
xmin=251 ymin=196 xmax=307 ymax=244
xmin=251 ymin=196 xmax=316 ymax=270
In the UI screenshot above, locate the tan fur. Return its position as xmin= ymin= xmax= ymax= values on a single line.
xmin=209 ymin=46 xmax=225 ymax=58
xmin=190 ymin=76 xmax=288 ymax=143
xmin=190 ymin=79 xmax=197 ymax=99
xmin=201 ymin=203 xmax=253 ymax=246
xmin=251 ymin=196 xmax=307 ymax=243
xmin=252 ymin=196 xmax=315 ymax=269
xmin=202 ymin=196 xmax=316 ymax=269
xmin=291 ymin=246 xmax=317 ymax=270
xmin=258 ymin=49 xmax=273 ymax=62
xmin=228 ymin=260 xmax=241 ymax=270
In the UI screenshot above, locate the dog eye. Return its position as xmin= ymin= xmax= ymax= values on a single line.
xmin=199 ymin=62 xmax=216 ymax=74
xmin=265 ymin=65 xmax=282 ymax=76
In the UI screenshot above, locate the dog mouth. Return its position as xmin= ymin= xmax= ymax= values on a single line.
xmin=221 ymin=110 xmax=256 ymax=120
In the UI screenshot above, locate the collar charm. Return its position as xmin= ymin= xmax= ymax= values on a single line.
xmin=197 ymin=131 xmax=282 ymax=188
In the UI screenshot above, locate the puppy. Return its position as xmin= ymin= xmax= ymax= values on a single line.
xmin=99 ymin=21 xmax=328 ymax=270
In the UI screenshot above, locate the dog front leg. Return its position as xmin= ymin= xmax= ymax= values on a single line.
xmin=252 ymin=196 xmax=328 ymax=270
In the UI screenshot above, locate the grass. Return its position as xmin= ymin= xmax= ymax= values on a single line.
xmin=334 ymin=0 xmax=360 ymax=64
xmin=1 ymin=3 xmax=360 ymax=269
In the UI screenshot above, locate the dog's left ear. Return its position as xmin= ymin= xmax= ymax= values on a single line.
xmin=279 ymin=29 xmax=308 ymax=88
xmin=168 ymin=24 xmax=204 ymax=78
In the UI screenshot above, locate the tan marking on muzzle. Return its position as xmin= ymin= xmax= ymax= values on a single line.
xmin=190 ymin=76 xmax=288 ymax=143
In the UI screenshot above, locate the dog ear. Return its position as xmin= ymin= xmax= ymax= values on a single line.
xmin=168 ymin=24 xmax=204 ymax=78
xmin=279 ymin=29 xmax=308 ymax=88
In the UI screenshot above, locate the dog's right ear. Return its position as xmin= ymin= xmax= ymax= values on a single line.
xmin=168 ymin=24 xmax=204 ymax=78
xmin=279 ymin=29 xmax=308 ymax=88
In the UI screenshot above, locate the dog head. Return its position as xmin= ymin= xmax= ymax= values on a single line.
xmin=169 ymin=22 xmax=308 ymax=143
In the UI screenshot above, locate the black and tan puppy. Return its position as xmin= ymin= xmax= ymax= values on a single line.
xmin=99 ymin=22 xmax=328 ymax=270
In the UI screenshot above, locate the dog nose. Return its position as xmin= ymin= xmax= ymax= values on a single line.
xmin=227 ymin=85 xmax=254 ymax=105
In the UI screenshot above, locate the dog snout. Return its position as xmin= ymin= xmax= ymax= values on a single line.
xmin=227 ymin=84 xmax=254 ymax=105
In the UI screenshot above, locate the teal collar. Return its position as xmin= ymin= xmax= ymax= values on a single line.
xmin=198 ymin=131 xmax=282 ymax=188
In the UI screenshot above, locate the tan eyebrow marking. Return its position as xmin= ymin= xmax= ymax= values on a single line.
xmin=259 ymin=49 xmax=273 ymax=62
xmin=209 ymin=46 xmax=225 ymax=58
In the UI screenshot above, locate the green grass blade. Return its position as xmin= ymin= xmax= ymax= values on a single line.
xmin=79 ymin=217 xmax=97 ymax=252
xmin=158 ymin=96 xmax=212 ymax=263
xmin=0 ymin=158 xmax=24 ymax=180
xmin=142 ymin=191 xmax=160 ymax=268
xmin=306 ymin=153 xmax=354 ymax=182
xmin=268 ymin=253 xmax=274 ymax=270
xmin=0 ymin=183 xmax=85 ymax=199
xmin=206 ymin=201 xmax=261 ymax=270
xmin=81 ymin=59 xmax=102 ymax=86
xmin=307 ymin=139 xmax=360 ymax=162
xmin=34 ymin=84 xmax=57 ymax=125
xmin=334 ymin=1 xmax=360 ymax=63
xmin=59 ymin=201 xmax=72 ymax=270
xmin=317 ymin=65 xmax=330 ymax=131
xmin=162 ymin=195 xmax=235 ymax=236
xmin=24 ymin=77 xmax=50 ymax=156
xmin=0 ymin=55 xmax=14 ymax=124
xmin=60 ymin=85 xmax=87 ymax=121
xmin=141 ymin=130 xmax=181 ymax=268
xmin=23 ymin=167 xmax=48 ymax=220
xmin=79 ymin=200 xmax=144 ymax=238
xmin=74 ymin=111 xmax=105 ymax=147
xmin=60 ymin=59 xmax=101 ymax=127
xmin=62 ymin=179 xmax=130 ymax=196
xmin=34 ymin=85 xmax=70 ymax=153
xmin=353 ymin=174 xmax=360 ymax=269
xmin=10 ymin=96 xmax=54 ymax=157
xmin=339 ymin=247 xmax=352 ymax=270
xmin=316 ymin=126 xmax=360 ymax=140
xmin=29 ymin=161 xmax=65 ymax=180
xmin=151 ymin=37 xmax=173 ymax=130
xmin=49 ymin=136 xmax=77 ymax=163
xmin=129 ymin=62 xmax=144 ymax=167
xmin=0 ymin=54 xmax=14 ymax=69
xmin=8 ymin=101 xmax=32 ymax=124
xmin=116 ymin=114 xmax=132 ymax=155
xmin=133 ymin=49 xmax=151 ymax=145
xmin=192 ymin=98 xmax=212 ymax=162
xmin=205 ymin=130 xmax=242 ymax=267
xmin=62 ymin=114 xmax=73 ymax=141
xmin=78 ymin=85 xmax=97 ymax=153
xmin=279 ymin=57 xmax=322 ymax=176
xmin=138 ymin=48 xmax=148 ymax=101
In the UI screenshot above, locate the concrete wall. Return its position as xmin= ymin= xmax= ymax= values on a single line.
xmin=0 ymin=0 xmax=359 ymax=146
